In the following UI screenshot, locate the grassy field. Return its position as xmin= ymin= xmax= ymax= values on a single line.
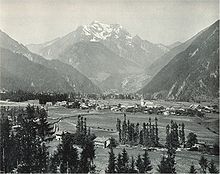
xmin=1 ymin=99 xmax=219 ymax=172
xmin=47 ymin=102 xmax=219 ymax=173
xmin=48 ymin=107 xmax=218 ymax=145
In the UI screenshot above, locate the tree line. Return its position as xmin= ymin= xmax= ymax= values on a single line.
xmin=106 ymin=148 xmax=152 ymax=173
xmin=0 ymin=90 xmax=141 ymax=104
xmin=116 ymin=114 xmax=160 ymax=147
xmin=0 ymin=105 xmax=96 ymax=173
xmin=106 ymin=146 xmax=219 ymax=173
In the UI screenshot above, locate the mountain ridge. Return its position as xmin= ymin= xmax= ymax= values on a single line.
xmin=27 ymin=21 xmax=168 ymax=67
xmin=139 ymin=20 xmax=219 ymax=101
xmin=0 ymin=30 xmax=101 ymax=93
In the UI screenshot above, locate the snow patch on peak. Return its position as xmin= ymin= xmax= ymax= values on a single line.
xmin=82 ymin=26 xmax=91 ymax=36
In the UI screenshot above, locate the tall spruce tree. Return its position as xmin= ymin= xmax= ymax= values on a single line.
xmin=181 ymin=123 xmax=185 ymax=145
xmin=79 ymin=138 xmax=95 ymax=173
xmin=129 ymin=156 xmax=137 ymax=173
xmin=56 ymin=133 xmax=79 ymax=173
xmin=167 ymin=145 xmax=176 ymax=173
xmin=0 ymin=116 xmax=16 ymax=172
xmin=136 ymin=154 xmax=144 ymax=173
xmin=199 ymin=155 xmax=208 ymax=173
xmin=37 ymin=108 xmax=54 ymax=142
xmin=142 ymin=149 xmax=152 ymax=173
xmin=122 ymin=148 xmax=129 ymax=172
xmin=155 ymin=117 xmax=159 ymax=145
xmin=37 ymin=108 xmax=55 ymax=172
xmin=17 ymin=105 xmax=41 ymax=173
xmin=116 ymin=153 xmax=123 ymax=173
xmin=158 ymin=145 xmax=176 ymax=173
xmin=106 ymin=147 xmax=116 ymax=173
xmin=140 ymin=130 xmax=143 ymax=145
xmin=157 ymin=155 xmax=172 ymax=173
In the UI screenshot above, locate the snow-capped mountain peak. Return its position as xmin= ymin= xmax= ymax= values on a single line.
xmin=81 ymin=21 xmax=128 ymax=41
xmin=26 ymin=21 xmax=168 ymax=70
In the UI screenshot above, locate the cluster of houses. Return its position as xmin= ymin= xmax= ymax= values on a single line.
xmin=109 ymin=99 xmax=215 ymax=117
xmin=42 ymin=98 xmax=219 ymax=118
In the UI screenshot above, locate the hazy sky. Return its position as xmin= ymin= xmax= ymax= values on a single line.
xmin=0 ymin=0 xmax=219 ymax=45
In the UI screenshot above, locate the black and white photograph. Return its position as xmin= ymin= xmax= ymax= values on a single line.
xmin=0 ymin=0 xmax=219 ymax=173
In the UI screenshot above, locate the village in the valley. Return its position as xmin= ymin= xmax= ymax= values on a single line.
xmin=0 ymin=91 xmax=219 ymax=173
xmin=0 ymin=0 xmax=219 ymax=173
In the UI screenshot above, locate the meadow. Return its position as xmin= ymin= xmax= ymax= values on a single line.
xmin=1 ymin=99 xmax=218 ymax=172
xmin=47 ymin=102 xmax=219 ymax=173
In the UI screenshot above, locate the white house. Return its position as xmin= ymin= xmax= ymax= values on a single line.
xmin=94 ymin=137 xmax=111 ymax=148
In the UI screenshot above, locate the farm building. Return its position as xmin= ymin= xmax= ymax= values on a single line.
xmin=55 ymin=130 xmax=63 ymax=141
xmin=94 ymin=137 xmax=111 ymax=148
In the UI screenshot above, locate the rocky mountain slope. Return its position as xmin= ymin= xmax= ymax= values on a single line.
xmin=146 ymin=27 xmax=205 ymax=76
xmin=58 ymin=41 xmax=141 ymax=83
xmin=140 ymin=20 xmax=219 ymax=101
xmin=0 ymin=30 xmax=101 ymax=93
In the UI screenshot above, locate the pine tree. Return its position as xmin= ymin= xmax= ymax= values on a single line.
xmin=79 ymin=138 xmax=95 ymax=173
xmin=17 ymin=105 xmax=41 ymax=173
xmin=119 ymin=127 xmax=122 ymax=143
xmin=37 ymin=142 xmax=49 ymax=172
xmin=116 ymin=153 xmax=123 ymax=173
xmin=157 ymin=155 xmax=172 ymax=173
xmin=139 ymin=130 xmax=143 ymax=145
xmin=167 ymin=145 xmax=176 ymax=173
xmin=84 ymin=118 xmax=87 ymax=135
xmin=142 ymin=149 xmax=152 ymax=172
xmin=37 ymin=108 xmax=54 ymax=172
xmin=181 ymin=123 xmax=185 ymax=145
xmin=155 ymin=117 xmax=159 ymax=145
xmin=199 ymin=155 xmax=208 ymax=173
xmin=189 ymin=163 xmax=197 ymax=173
xmin=128 ymin=156 xmax=137 ymax=173
xmin=79 ymin=147 xmax=90 ymax=173
xmin=0 ymin=116 xmax=16 ymax=172
xmin=136 ymin=154 xmax=144 ymax=173
xmin=143 ymin=122 xmax=146 ymax=146
xmin=56 ymin=133 xmax=79 ymax=173
xmin=49 ymin=152 xmax=59 ymax=173
xmin=122 ymin=148 xmax=129 ymax=172
xmin=106 ymin=147 xmax=116 ymax=173
xmin=208 ymin=160 xmax=218 ymax=173
xmin=134 ymin=123 xmax=139 ymax=143
xmin=158 ymin=145 xmax=176 ymax=173
xmin=166 ymin=121 xmax=180 ymax=149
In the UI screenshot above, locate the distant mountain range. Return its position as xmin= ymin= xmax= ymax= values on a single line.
xmin=0 ymin=30 xmax=101 ymax=93
xmin=26 ymin=21 xmax=168 ymax=92
xmin=1 ymin=20 xmax=219 ymax=101
xmin=139 ymin=20 xmax=219 ymax=101
xmin=27 ymin=21 xmax=167 ymax=67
